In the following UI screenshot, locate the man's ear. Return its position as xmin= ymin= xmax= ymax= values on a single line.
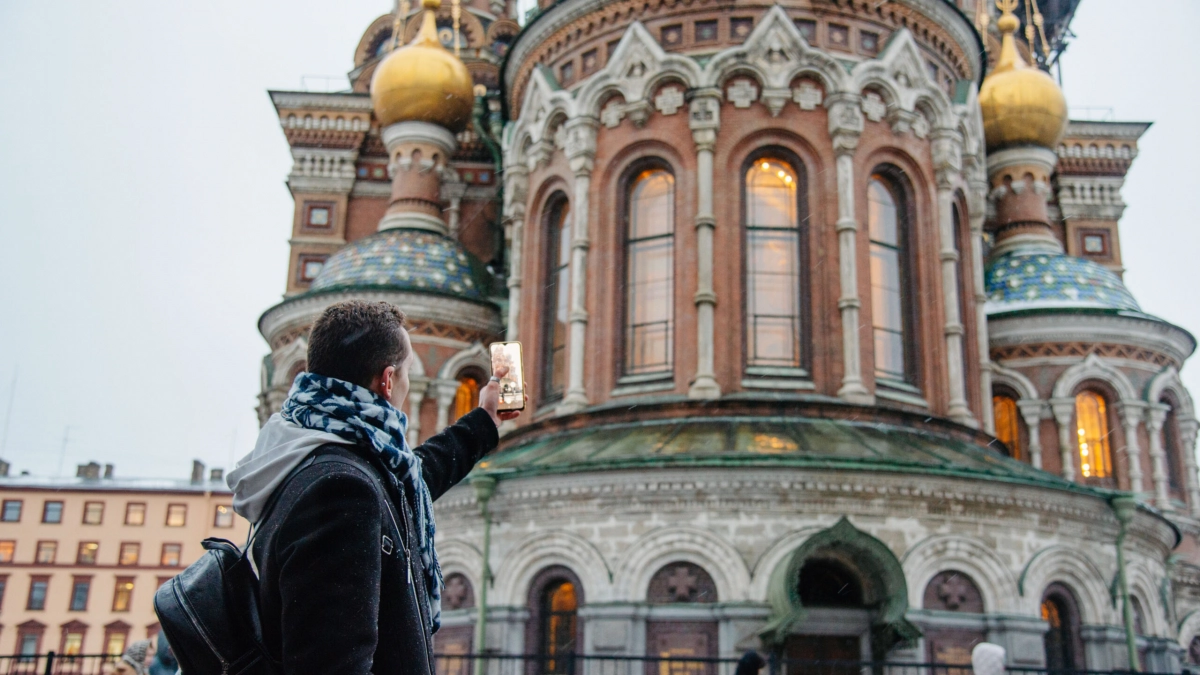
xmin=380 ymin=365 xmax=396 ymax=398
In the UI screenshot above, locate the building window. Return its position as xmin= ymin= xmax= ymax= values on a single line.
xmin=27 ymin=577 xmax=49 ymax=610
xmin=868 ymin=176 xmax=913 ymax=384
xmin=214 ymin=505 xmax=235 ymax=529
xmin=69 ymin=577 xmax=91 ymax=611
xmin=625 ymin=168 xmax=675 ymax=376
xmin=795 ymin=19 xmax=816 ymax=42
xmin=1075 ymin=390 xmax=1113 ymax=480
xmin=297 ymin=254 xmax=328 ymax=284
xmin=0 ymin=540 xmax=14 ymax=563
xmin=161 ymin=544 xmax=182 ymax=567
xmin=1042 ymin=585 xmax=1081 ymax=671
xmin=303 ymin=202 xmax=334 ymax=230
xmin=103 ymin=622 xmax=130 ymax=656
xmin=730 ymin=17 xmax=753 ymax=39
xmin=542 ymin=198 xmax=571 ymax=402
xmin=166 ymin=504 xmax=187 ymax=527
xmin=112 ymin=578 xmax=135 ymax=612
xmin=746 ymin=158 xmax=804 ymax=369
xmin=453 ymin=375 xmax=481 ymax=421
xmin=60 ymin=623 xmax=87 ymax=656
xmin=16 ymin=622 xmax=44 ymax=658
xmin=695 ymin=20 xmax=718 ymax=43
xmin=125 ymin=502 xmax=146 ymax=526
xmin=35 ymin=541 xmax=57 ymax=564
xmin=119 ymin=543 xmax=140 ymax=566
xmin=1080 ymin=230 xmax=1110 ymax=257
xmin=77 ymin=542 xmax=99 ymax=565
xmin=559 ymin=62 xmax=574 ymax=86
xmin=993 ymin=394 xmax=1022 ymax=460
xmin=82 ymin=501 xmax=104 ymax=525
xmin=2 ymin=499 xmax=22 ymax=522
xmin=0 ymin=574 xmax=7 ymax=611
xmin=541 ymin=580 xmax=578 ymax=672
xmin=42 ymin=501 xmax=64 ymax=524
xmin=1159 ymin=399 xmax=1185 ymax=496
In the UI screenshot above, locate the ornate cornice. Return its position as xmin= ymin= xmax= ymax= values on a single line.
xmin=269 ymin=91 xmax=374 ymax=113
xmin=988 ymin=312 xmax=1196 ymax=368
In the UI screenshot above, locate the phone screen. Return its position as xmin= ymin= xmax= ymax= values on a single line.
xmin=489 ymin=341 xmax=526 ymax=412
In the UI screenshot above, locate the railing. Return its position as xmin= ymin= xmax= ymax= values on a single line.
xmin=432 ymin=655 xmax=1182 ymax=675
xmin=0 ymin=653 xmax=118 ymax=675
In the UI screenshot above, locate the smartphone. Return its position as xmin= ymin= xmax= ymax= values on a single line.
xmin=489 ymin=341 xmax=526 ymax=412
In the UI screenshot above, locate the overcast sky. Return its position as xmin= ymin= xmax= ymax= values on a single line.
xmin=0 ymin=1 xmax=1196 ymax=479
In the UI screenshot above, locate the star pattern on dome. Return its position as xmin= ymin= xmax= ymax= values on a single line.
xmin=985 ymin=252 xmax=1140 ymax=314
xmin=310 ymin=229 xmax=488 ymax=300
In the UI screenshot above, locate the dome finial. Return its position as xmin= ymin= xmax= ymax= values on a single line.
xmin=993 ymin=0 xmax=1022 ymax=75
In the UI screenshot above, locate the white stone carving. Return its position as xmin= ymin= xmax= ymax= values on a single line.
xmin=727 ymin=80 xmax=758 ymax=108
xmin=600 ymin=101 xmax=625 ymax=128
xmin=793 ymin=81 xmax=823 ymax=110
xmin=861 ymin=91 xmax=887 ymax=122
xmin=654 ymin=87 xmax=684 ymax=115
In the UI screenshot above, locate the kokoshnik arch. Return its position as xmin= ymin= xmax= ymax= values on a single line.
xmin=255 ymin=0 xmax=1200 ymax=670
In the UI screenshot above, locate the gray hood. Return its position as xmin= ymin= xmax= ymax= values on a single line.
xmin=227 ymin=414 xmax=347 ymax=523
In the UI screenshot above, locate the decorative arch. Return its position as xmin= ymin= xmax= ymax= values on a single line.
xmin=353 ymin=14 xmax=395 ymax=67
xmin=991 ymin=363 xmax=1040 ymax=401
xmin=575 ymin=21 xmax=702 ymax=120
xmin=849 ymin=28 xmax=953 ymax=129
xmin=492 ymin=529 xmax=612 ymax=606
xmin=434 ymin=538 xmax=484 ymax=593
xmin=701 ymin=6 xmax=849 ymax=95
xmin=749 ymin=526 xmax=825 ymax=600
xmin=1052 ymin=354 xmax=1138 ymax=402
xmin=1018 ymin=545 xmax=1114 ymax=625
xmin=901 ymin=534 xmax=1019 ymax=613
xmin=761 ymin=518 xmax=917 ymax=651
xmin=438 ymin=343 xmax=491 ymax=381
xmin=615 ymin=526 xmax=751 ymax=602
xmin=1148 ymin=366 xmax=1195 ymax=419
xmin=1126 ymin=559 xmax=1167 ymax=637
xmin=1177 ymin=608 xmax=1200 ymax=651
xmin=270 ymin=337 xmax=309 ymax=389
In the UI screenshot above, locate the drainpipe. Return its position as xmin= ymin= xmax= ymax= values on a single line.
xmin=471 ymin=474 xmax=498 ymax=671
xmin=1110 ymin=495 xmax=1140 ymax=672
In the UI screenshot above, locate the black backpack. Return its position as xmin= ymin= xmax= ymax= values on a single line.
xmin=153 ymin=456 xmax=318 ymax=675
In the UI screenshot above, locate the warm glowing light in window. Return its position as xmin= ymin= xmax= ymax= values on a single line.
xmin=1075 ymin=391 xmax=1111 ymax=479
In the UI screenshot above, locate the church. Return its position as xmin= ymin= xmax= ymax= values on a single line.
xmin=255 ymin=0 xmax=1200 ymax=670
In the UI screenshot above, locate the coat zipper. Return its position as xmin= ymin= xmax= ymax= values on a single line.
xmin=391 ymin=490 xmax=435 ymax=675
xmin=173 ymin=581 xmax=230 ymax=674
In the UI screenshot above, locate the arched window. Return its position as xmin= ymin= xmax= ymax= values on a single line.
xmin=952 ymin=202 xmax=971 ymax=379
xmin=542 ymin=199 xmax=571 ymax=401
xmin=646 ymin=562 xmax=719 ymax=670
xmin=624 ymin=168 xmax=675 ymax=375
xmin=923 ymin=571 xmax=986 ymax=665
xmin=1041 ymin=584 xmax=1082 ymax=671
xmin=993 ymin=394 xmax=1022 ymax=460
xmin=745 ymin=158 xmax=805 ymax=369
xmin=1075 ymin=391 xmax=1113 ymax=481
xmin=453 ymin=375 xmax=480 ymax=421
xmin=1161 ymin=399 xmax=1185 ymax=496
xmin=868 ymin=176 xmax=913 ymax=384
xmin=647 ymin=562 xmax=718 ymax=604
xmin=526 ymin=566 xmax=583 ymax=674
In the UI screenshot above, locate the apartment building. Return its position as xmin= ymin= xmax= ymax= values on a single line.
xmin=0 ymin=461 xmax=247 ymax=656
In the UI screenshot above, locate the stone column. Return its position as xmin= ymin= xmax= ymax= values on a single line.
xmin=443 ymin=180 xmax=467 ymax=237
xmin=379 ymin=121 xmax=457 ymax=234
xmin=503 ymin=165 xmax=529 ymax=339
xmin=933 ymin=129 xmax=974 ymax=426
xmin=968 ymin=177 xmax=994 ymax=433
xmin=688 ymin=90 xmax=721 ymax=400
xmin=1118 ymin=402 xmax=1146 ymax=495
xmin=1051 ymin=398 xmax=1076 ymax=481
xmin=406 ymin=377 xmax=429 ymax=445
xmin=435 ymin=378 xmax=458 ymax=431
xmin=1145 ymin=403 xmax=1170 ymax=506
xmin=825 ymin=93 xmax=872 ymax=405
xmin=557 ymin=117 xmax=598 ymax=414
xmin=1178 ymin=417 xmax=1200 ymax=516
xmin=1017 ymin=399 xmax=1045 ymax=469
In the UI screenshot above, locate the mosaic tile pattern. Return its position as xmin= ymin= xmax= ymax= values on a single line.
xmin=984 ymin=251 xmax=1140 ymax=314
xmin=310 ymin=229 xmax=489 ymax=300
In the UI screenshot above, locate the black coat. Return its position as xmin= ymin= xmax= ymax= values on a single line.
xmin=252 ymin=408 xmax=498 ymax=675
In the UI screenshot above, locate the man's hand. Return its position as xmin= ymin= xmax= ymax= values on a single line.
xmin=479 ymin=365 xmax=523 ymax=428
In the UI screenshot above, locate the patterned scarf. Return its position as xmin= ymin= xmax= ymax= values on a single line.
xmin=280 ymin=372 xmax=442 ymax=632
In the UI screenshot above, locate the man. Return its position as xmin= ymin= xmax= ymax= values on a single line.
xmin=227 ymin=300 xmax=518 ymax=674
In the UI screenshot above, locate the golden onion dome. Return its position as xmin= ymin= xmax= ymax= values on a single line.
xmin=978 ymin=2 xmax=1068 ymax=152
xmin=370 ymin=0 xmax=474 ymax=133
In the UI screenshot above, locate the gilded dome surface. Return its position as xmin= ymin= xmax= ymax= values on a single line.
xmin=310 ymin=229 xmax=491 ymax=301
xmin=978 ymin=10 xmax=1068 ymax=152
xmin=984 ymin=251 xmax=1140 ymax=314
xmin=370 ymin=0 xmax=475 ymax=132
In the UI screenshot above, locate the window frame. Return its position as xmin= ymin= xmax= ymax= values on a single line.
xmin=1073 ymin=387 xmax=1116 ymax=486
xmin=0 ymin=540 xmax=15 ymax=563
xmin=617 ymin=160 xmax=678 ymax=383
xmin=992 ymin=389 xmax=1023 ymax=461
xmin=866 ymin=167 xmax=921 ymax=390
xmin=27 ymin=575 xmax=50 ymax=611
xmin=34 ymin=540 xmax=57 ymax=565
xmin=124 ymin=502 xmax=146 ymax=526
xmin=740 ymin=149 xmax=812 ymax=379
xmin=68 ymin=576 xmax=92 ymax=612
xmin=76 ymin=541 xmax=99 ymax=565
xmin=213 ymin=504 xmax=235 ymax=529
xmin=165 ymin=503 xmax=188 ymax=527
xmin=539 ymin=194 xmax=573 ymax=404
xmin=112 ymin=577 xmax=135 ymax=612
xmin=524 ymin=565 xmax=585 ymax=669
xmin=41 ymin=500 xmax=64 ymax=524
xmin=301 ymin=200 xmax=335 ymax=232
xmin=2 ymin=499 xmax=23 ymax=522
xmin=118 ymin=542 xmax=141 ymax=567
xmin=82 ymin=501 xmax=104 ymax=526
xmin=160 ymin=543 xmax=183 ymax=567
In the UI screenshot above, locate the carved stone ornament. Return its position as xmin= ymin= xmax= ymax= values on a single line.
xmin=601 ymin=101 xmax=625 ymax=129
xmin=654 ymin=87 xmax=685 ymax=116
xmin=913 ymin=112 xmax=931 ymax=139
xmin=689 ymin=95 xmax=720 ymax=131
xmin=762 ymin=88 xmax=790 ymax=117
xmin=727 ymin=80 xmax=759 ymax=109
xmin=793 ymin=81 xmax=823 ymax=111
xmin=861 ymin=92 xmax=887 ymax=122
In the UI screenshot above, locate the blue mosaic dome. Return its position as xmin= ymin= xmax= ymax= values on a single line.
xmin=985 ymin=251 xmax=1140 ymax=314
xmin=310 ymin=229 xmax=491 ymax=300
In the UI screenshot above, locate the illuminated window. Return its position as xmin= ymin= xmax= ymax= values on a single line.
xmin=869 ymin=177 xmax=912 ymax=383
xmin=746 ymin=159 xmax=802 ymax=367
xmin=42 ymin=501 xmax=63 ymax=524
xmin=993 ymin=395 xmax=1022 ymax=460
xmin=625 ymin=168 xmax=675 ymax=375
xmin=0 ymin=540 xmax=14 ymax=563
xmin=125 ymin=502 xmax=146 ymax=526
xmin=453 ymin=376 xmax=480 ymax=420
xmin=104 ymin=627 xmax=127 ymax=657
xmin=77 ymin=542 xmax=99 ymax=565
xmin=541 ymin=581 xmax=578 ymax=672
xmin=118 ymin=543 xmax=140 ymax=566
xmin=69 ymin=577 xmax=91 ymax=611
xmin=35 ymin=541 xmax=57 ymax=564
xmin=214 ymin=504 xmax=234 ymax=528
xmin=542 ymin=199 xmax=571 ymax=401
xmin=61 ymin=629 xmax=84 ymax=656
xmin=1075 ymin=391 xmax=1112 ymax=479
xmin=112 ymin=578 xmax=135 ymax=612
xmin=2 ymin=500 xmax=23 ymax=522
xmin=82 ymin=501 xmax=104 ymax=525
xmin=166 ymin=504 xmax=187 ymax=527
xmin=161 ymin=544 xmax=182 ymax=567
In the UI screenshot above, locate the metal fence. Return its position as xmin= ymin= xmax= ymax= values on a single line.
xmin=0 ymin=653 xmax=118 ymax=675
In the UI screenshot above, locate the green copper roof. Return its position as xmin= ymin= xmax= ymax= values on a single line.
xmin=480 ymin=415 xmax=1107 ymax=495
